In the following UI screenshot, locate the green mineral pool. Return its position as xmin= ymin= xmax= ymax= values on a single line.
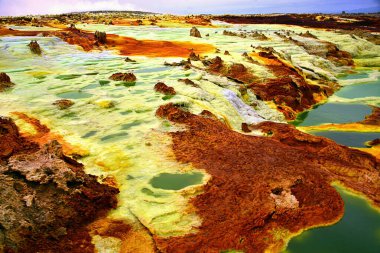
xmin=335 ymin=81 xmax=380 ymax=99
xmin=57 ymin=91 xmax=93 ymax=99
xmin=284 ymin=187 xmax=380 ymax=253
xmin=150 ymin=172 xmax=204 ymax=190
xmin=293 ymin=103 xmax=372 ymax=126
xmin=309 ymin=131 xmax=380 ymax=148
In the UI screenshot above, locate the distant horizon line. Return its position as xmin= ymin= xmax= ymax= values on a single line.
xmin=1 ymin=9 xmax=380 ymax=18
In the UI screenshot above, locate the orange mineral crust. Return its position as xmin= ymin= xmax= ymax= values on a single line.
xmin=106 ymin=34 xmax=214 ymax=57
xmin=0 ymin=26 xmax=214 ymax=57
xmin=250 ymin=51 xmax=336 ymax=120
xmin=155 ymin=104 xmax=379 ymax=253
xmin=11 ymin=112 xmax=88 ymax=157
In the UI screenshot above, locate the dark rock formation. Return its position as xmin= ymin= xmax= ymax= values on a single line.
xmin=27 ymin=40 xmax=41 ymax=55
xmin=190 ymin=27 xmax=201 ymax=38
xmin=164 ymin=59 xmax=190 ymax=67
xmin=94 ymin=31 xmax=107 ymax=44
xmin=361 ymin=106 xmax=380 ymax=125
xmin=0 ymin=72 xmax=14 ymax=91
xmin=53 ymin=99 xmax=74 ymax=110
xmin=0 ymin=117 xmax=118 ymax=252
xmin=188 ymin=52 xmax=200 ymax=61
xmin=125 ymin=57 xmax=136 ymax=63
xmin=366 ymin=138 xmax=380 ymax=147
xmin=178 ymin=78 xmax=199 ymax=88
xmin=223 ymin=30 xmax=268 ymax=40
xmin=109 ymin=72 xmax=137 ymax=82
xmin=154 ymin=82 xmax=176 ymax=95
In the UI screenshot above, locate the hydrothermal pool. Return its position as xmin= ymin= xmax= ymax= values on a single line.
xmin=284 ymin=187 xmax=380 ymax=253
xmin=150 ymin=172 xmax=204 ymax=190
xmin=335 ymin=81 xmax=380 ymax=99
xmin=309 ymin=131 xmax=380 ymax=148
xmin=293 ymin=103 xmax=372 ymax=126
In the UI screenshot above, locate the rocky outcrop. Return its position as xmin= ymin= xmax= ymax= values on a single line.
xmin=361 ymin=106 xmax=380 ymax=125
xmin=223 ymin=30 xmax=268 ymax=40
xmin=178 ymin=78 xmax=199 ymax=88
xmin=190 ymin=27 xmax=201 ymax=38
xmin=125 ymin=57 xmax=136 ymax=63
xmin=154 ymin=82 xmax=176 ymax=95
xmin=155 ymin=103 xmax=379 ymax=253
xmin=188 ymin=52 xmax=200 ymax=61
xmin=109 ymin=72 xmax=137 ymax=82
xmin=0 ymin=117 xmax=118 ymax=252
xmin=0 ymin=72 xmax=14 ymax=91
xmin=53 ymin=99 xmax=74 ymax=110
xmin=94 ymin=31 xmax=107 ymax=44
xmin=27 ymin=40 xmax=41 ymax=55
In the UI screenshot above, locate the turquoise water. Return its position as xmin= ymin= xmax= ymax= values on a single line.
xmin=150 ymin=172 xmax=204 ymax=190
xmin=293 ymin=103 xmax=372 ymax=126
xmin=335 ymin=81 xmax=380 ymax=99
xmin=285 ymin=188 xmax=380 ymax=253
xmin=310 ymin=131 xmax=380 ymax=148
xmin=339 ymin=72 xmax=369 ymax=80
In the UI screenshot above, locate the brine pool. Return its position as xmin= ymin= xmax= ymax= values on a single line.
xmin=287 ymin=72 xmax=380 ymax=252
xmin=293 ymin=71 xmax=380 ymax=148
xmin=285 ymin=187 xmax=380 ymax=253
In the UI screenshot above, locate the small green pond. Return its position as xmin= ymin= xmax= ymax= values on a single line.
xmin=57 ymin=91 xmax=93 ymax=99
xmin=150 ymin=172 xmax=204 ymax=190
xmin=310 ymin=131 xmax=380 ymax=148
xmin=285 ymin=188 xmax=380 ymax=253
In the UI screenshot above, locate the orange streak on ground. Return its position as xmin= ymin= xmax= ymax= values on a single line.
xmin=0 ymin=27 xmax=41 ymax=36
xmin=107 ymin=34 xmax=214 ymax=57
xmin=249 ymin=52 xmax=283 ymax=66
xmin=11 ymin=112 xmax=88 ymax=157
xmin=299 ymin=123 xmax=380 ymax=132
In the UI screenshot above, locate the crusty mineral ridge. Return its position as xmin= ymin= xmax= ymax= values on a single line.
xmin=109 ymin=72 xmax=137 ymax=82
xmin=155 ymin=103 xmax=379 ymax=253
xmin=0 ymin=117 xmax=118 ymax=252
xmin=201 ymin=54 xmax=332 ymax=120
xmin=27 ymin=40 xmax=41 ymax=55
xmin=0 ymin=72 xmax=14 ymax=91
xmin=190 ymin=27 xmax=202 ymax=38
xmin=154 ymin=82 xmax=176 ymax=95
xmin=53 ymin=99 xmax=75 ymax=110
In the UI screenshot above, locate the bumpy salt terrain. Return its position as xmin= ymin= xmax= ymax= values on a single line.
xmin=0 ymin=19 xmax=379 ymax=253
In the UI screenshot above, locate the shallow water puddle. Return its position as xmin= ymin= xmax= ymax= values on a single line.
xmin=150 ymin=172 xmax=204 ymax=190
